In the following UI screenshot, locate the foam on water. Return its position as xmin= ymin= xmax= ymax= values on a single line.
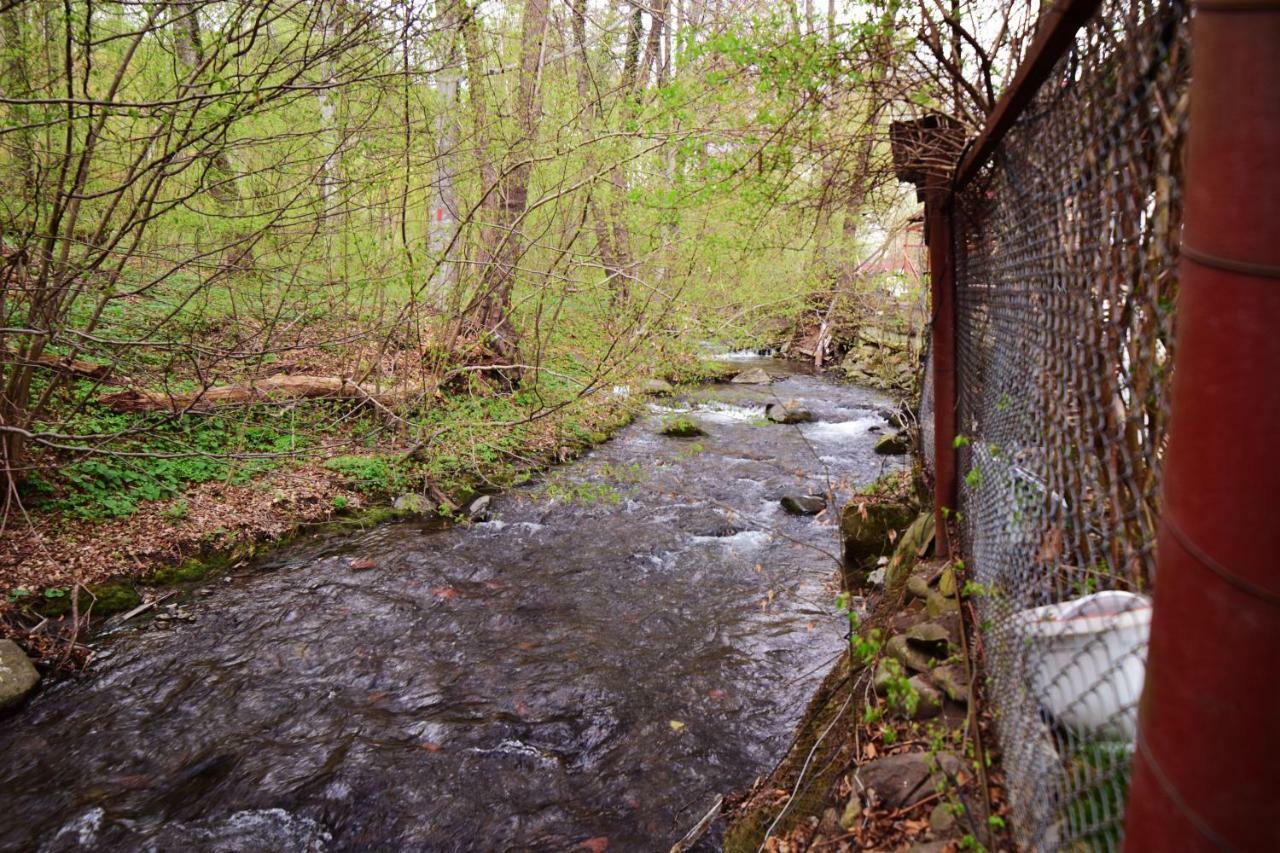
xmin=800 ymin=416 xmax=883 ymax=443
xmin=694 ymin=402 xmax=763 ymax=424
xmin=469 ymin=739 xmax=559 ymax=765
xmin=51 ymin=807 xmax=103 ymax=848
xmin=709 ymin=349 xmax=776 ymax=361
xmin=691 ymin=529 xmax=771 ymax=551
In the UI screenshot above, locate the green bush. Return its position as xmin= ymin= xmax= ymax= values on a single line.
xmin=322 ymin=455 xmax=408 ymax=496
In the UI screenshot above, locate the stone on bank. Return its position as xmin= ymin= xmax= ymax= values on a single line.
xmin=780 ymin=495 xmax=826 ymax=515
xmin=873 ymin=430 xmax=911 ymax=455
xmin=765 ymin=400 xmax=813 ymax=424
xmin=0 ymin=640 xmax=39 ymax=711
xmin=841 ymin=501 xmax=917 ymax=585
xmin=729 ymin=367 xmax=771 ymax=385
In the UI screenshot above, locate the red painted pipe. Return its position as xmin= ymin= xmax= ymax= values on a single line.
xmin=1123 ymin=3 xmax=1280 ymax=851
xmin=926 ymin=180 xmax=957 ymax=559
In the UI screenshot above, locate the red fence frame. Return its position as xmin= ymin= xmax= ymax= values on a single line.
xmin=896 ymin=0 xmax=1280 ymax=847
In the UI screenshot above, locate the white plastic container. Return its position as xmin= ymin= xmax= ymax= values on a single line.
xmin=1011 ymin=590 xmax=1152 ymax=740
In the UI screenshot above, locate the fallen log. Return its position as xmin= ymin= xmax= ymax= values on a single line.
xmin=2 ymin=350 xmax=112 ymax=380
xmin=99 ymin=373 xmax=435 ymax=413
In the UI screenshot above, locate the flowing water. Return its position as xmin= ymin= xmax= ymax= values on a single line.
xmin=0 ymin=358 xmax=905 ymax=852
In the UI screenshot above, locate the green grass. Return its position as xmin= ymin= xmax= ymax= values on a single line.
xmin=23 ymin=405 xmax=314 ymax=520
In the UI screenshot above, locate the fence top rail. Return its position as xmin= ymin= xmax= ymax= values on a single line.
xmin=953 ymin=0 xmax=1104 ymax=190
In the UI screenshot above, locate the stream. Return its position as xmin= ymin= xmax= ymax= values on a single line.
xmin=0 ymin=357 xmax=904 ymax=852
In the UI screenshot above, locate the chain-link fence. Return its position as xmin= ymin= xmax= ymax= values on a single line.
xmin=920 ymin=1 xmax=1191 ymax=848
xmin=918 ymin=342 xmax=936 ymax=480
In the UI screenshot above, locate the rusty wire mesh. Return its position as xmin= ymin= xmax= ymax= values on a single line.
xmin=925 ymin=0 xmax=1192 ymax=847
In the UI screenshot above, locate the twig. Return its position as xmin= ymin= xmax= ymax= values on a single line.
xmin=758 ymin=687 xmax=857 ymax=852
xmin=113 ymin=590 xmax=177 ymax=624
xmin=954 ymin=567 xmax=996 ymax=848
xmin=809 ymin=829 xmax=858 ymax=848
xmin=670 ymin=794 xmax=723 ymax=853
xmin=885 ymin=789 xmax=943 ymax=818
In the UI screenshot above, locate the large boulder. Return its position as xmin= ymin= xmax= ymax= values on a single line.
xmin=937 ymin=564 xmax=957 ymax=598
xmin=878 ymin=405 xmax=912 ymax=430
xmin=905 ymin=621 xmax=951 ymax=658
xmin=903 ymin=675 xmax=942 ymax=720
xmin=642 ymin=378 xmax=674 ymax=395
xmin=765 ymin=400 xmax=813 ymax=424
xmin=930 ymin=801 xmax=958 ymax=836
xmin=841 ymin=501 xmax=917 ymax=584
xmin=931 ymin=611 xmax=964 ymax=648
xmin=884 ymin=512 xmax=936 ymax=593
xmin=730 ymin=367 xmax=772 ymax=384
xmin=660 ymin=416 xmax=706 ymax=438
xmin=905 ymin=558 xmax=947 ymax=601
xmin=885 ymin=634 xmax=934 ymax=674
xmin=0 ymin=640 xmax=39 ymax=711
xmin=393 ymin=493 xmax=429 ymax=514
xmin=465 ymin=495 xmax=492 ymax=522
xmin=873 ymin=658 xmax=901 ymax=695
xmin=906 ymin=571 xmax=934 ymax=601
xmin=927 ymin=589 xmax=960 ymax=618
xmin=931 ymin=663 xmax=969 ymax=704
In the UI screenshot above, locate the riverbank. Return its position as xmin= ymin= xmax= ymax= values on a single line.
xmin=720 ymin=490 xmax=1014 ymax=852
xmin=0 ymin=354 xmax=741 ymax=670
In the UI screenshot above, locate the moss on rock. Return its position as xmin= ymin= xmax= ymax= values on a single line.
xmin=840 ymin=500 xmax=917 ymax=587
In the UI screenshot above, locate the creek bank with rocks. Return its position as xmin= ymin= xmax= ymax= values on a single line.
xmin=784 ymin=297 xmax=922 ymax=395
xmin=723 ymin=487 xmax=1010 ymax=852
xmin=0 ymin=640 xmax=39 ymax=711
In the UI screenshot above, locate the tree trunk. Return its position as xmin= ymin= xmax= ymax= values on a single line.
xmin=172 ymin=1 xmax=249 ymax=268
xmin=458 ymin=0 xmax=548 ymax=369
xmin=570 ymin=0 xmax=633 ymax=304
xmin=1 ymin=4 xmax=36 ymax=201
xmin=428 ymin=64 xmax=462 ymax=303
xmin=622 ymin=2 xmax=643 ymax=91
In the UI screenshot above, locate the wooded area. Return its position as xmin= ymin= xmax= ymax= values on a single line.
xmin=0 ymin=0 xmax=1038 ymax=547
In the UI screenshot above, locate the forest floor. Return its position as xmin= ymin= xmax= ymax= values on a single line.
xmin=1 ymin=388 xmax=635 ymax=594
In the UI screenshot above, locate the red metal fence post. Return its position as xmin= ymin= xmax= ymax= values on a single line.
xmin=890 ymin=117 xmax=963 ymax=559
xmin=925 ymin=180 xmax=957 ymax=559
xmin=1123 ymin=2 xmax=1280 ymax=849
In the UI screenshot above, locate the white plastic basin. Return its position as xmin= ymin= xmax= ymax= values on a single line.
xmin=1011 ymin=590 xmax=1152 ymax=740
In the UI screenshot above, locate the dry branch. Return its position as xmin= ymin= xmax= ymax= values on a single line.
xmin=99 ymin=373 xmax=435 ymax=413
xmin=3 ymin=351 xmax=112 ymax=380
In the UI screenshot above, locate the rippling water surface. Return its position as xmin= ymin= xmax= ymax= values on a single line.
xmin=0 ymin=358 xmax=905 ymax=852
